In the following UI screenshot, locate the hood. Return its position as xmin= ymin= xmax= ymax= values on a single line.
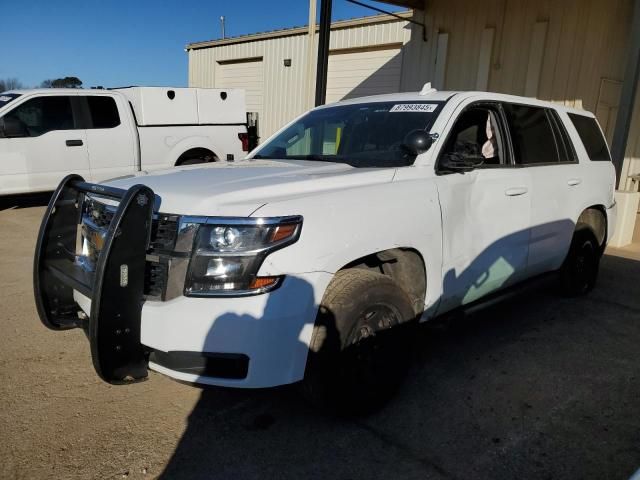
xmin=105 ymin=159 xmax=396 ymax=216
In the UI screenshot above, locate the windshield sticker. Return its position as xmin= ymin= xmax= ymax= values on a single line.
xmin=0 ymin=96 xmax=12 ymax=102
xmin=390 ymin=103 xmax=438 ymax=113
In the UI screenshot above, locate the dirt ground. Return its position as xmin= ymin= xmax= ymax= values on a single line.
xmin=2 ymin=201 xmax=640 ymax=480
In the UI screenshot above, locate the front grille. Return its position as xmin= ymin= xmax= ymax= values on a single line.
xmin=80 ymin=196 xmax=180 ymax=301
xmin=150 ymin=215 xmax=178 ymax=252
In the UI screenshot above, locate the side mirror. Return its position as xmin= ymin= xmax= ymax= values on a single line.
xmin=0 ymin=116 xmax=29 ymax=138
xmin=402 ymin=129 xmax=436 ymax=156
xmin=440 ymin=152 xmax=484 ymax=172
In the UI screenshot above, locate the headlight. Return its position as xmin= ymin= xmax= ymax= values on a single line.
xmin=184 ymin=216 xmax=302 ymax=296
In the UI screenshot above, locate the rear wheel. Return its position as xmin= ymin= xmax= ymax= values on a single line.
xmin=176 ymin=149 xmax=218 ymax=166
xmin=301 ymin=269 xmax=416 ymax=415
xmin=559 ymin=227 xmax=601 ymax=296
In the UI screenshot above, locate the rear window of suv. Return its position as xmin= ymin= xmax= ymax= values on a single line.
xmin=568 ymin=113 xmax=611 ymax=161
xmin=503 ymin=104 xmax=561 ymax=165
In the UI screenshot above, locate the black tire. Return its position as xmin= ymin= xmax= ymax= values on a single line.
xmin=301 ymin=269 xmax=416 ymax=415
xmin=559 ymin=227 xmax=601 ymax=296
xmin=176 ymin=150 xmax=218 ymax=166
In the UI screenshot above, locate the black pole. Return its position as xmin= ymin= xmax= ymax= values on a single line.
xmin=315 ymin=0 xmax=332 ymax=106
xmin=611 ymin=0 xmax=640 ymax=186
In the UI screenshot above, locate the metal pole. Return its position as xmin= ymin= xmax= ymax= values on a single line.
xmin=611 ymin=0 xmax=640 ymax=187
xmin=315 ymin=0 xmax=332 ymax=106
xmin=220 ymin=16 xmax=226 ymax=39
xmin=307 ymin=0 xmax=317 ymax=108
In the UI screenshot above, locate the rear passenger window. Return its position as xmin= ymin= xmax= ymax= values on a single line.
xmin=568 ymin=113 xmax=611 ymax=161
xmin=503 ymin=104 xmax=559 ymax=165
xmin=87 ymin=96 xmax=120 ymax=129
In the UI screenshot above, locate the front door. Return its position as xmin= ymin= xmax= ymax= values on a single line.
xmin=434 ymin=102 xmax=532 ymax=312
xmin=0 ymin=94 xmax=90 ymax=194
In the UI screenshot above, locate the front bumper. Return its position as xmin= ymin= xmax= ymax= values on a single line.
xmin=36 ymin=175 xmax=332 ymax=388
xmin=74 ymin=269 xmax=332 ymax=388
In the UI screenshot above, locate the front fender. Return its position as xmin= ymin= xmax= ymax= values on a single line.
xmin=253 ymin=176 xmax=444 ymax=316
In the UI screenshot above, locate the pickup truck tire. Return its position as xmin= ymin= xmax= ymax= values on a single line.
xmin=301 ymin=269 xmax=416 ymax=415
xmin=176 ymin=149 xmax=218 ymax=166
xmin=559 ymin=227 xmax=600 ymax=296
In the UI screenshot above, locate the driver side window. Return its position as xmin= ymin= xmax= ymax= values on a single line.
xmin=3 ymin=96 xmax=76 ymax=137
xmin=440 ymin=105 xmax=507 ymax=168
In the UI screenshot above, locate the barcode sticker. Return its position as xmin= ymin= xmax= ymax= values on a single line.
xmin=390 ymin=103 xmax=438 ymax=113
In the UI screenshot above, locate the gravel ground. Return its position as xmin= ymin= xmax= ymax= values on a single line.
xmin=1 ymin=200 xmax=640 ymax=480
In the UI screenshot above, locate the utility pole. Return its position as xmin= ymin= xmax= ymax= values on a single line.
xmin=306 ymin=0 xmax=317 ymax=108
xmin=314 ymin=0 xmax=332 ymax=106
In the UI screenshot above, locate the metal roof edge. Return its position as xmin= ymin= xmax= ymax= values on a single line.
xmin=185 ymin=10 xmax=413 ymax=51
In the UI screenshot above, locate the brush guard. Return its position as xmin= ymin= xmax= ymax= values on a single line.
xmin=33 ymin=174 xmax=159 ymax=384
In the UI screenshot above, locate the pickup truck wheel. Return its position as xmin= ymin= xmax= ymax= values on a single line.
xmin=301 ymin=269 xmax=416 ymax=415
xmin=559 ymin=227 xmax=600 ymax=296
xmin=176 ymin=149 xmax=218 ymax=166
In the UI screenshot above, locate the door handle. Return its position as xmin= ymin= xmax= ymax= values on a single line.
xmin=65 ymin=139 xmax=83 ymax=147
xmin=567 ymin=178 xmax=582 ymax=186
xmin=505 ymin=186 xmax=528 ymax=197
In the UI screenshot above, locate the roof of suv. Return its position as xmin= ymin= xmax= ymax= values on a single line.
xmin=322 ymin=90 xmax=594 ymax=117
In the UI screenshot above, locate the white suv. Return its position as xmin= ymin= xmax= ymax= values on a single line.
xmin=34 ymin=89 xmax=616 ymax=412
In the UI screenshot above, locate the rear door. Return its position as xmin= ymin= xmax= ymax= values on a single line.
xmin=0 ymin=94 xmax=90 ymax=194
xmin=434 ymin=101 xmax=532 ymax=311
xmin=501 ymin=103 xmax=581 ymax=276
xmin=81 ymin=94 xmax=137 ymax=182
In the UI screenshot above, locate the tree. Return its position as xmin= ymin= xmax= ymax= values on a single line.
xmin=48 ymin=76 xmax=83 ymax=89
xmin=0 ymin=78 xmax=23 ymax=91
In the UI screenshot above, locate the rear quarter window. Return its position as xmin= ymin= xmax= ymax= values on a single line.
xmin=568 ymin=113 xmax=611 ymax=161
xmin=87 ymin=96 xmax=120 ymax=129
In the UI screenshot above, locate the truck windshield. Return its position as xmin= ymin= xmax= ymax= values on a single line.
xmin=254 ymin=101 xmax=445 ymax=168
xmin=0 ymin=93 xmax=21 ymax=109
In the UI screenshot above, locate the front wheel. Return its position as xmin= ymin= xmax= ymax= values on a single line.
xmin=559 ymin=228 xmax=601 ymax=296
xmin=301 ymin=269 xmax=416 ymax=415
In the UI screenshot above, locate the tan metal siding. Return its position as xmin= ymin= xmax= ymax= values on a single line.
xmin=326 ymin=46 xmax=403 ymax=103
xmin=401 ymin=0 xmax=639 ymax=189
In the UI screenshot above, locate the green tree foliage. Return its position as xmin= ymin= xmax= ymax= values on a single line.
xmin=41 ymin=77 xmax=83 ymax=89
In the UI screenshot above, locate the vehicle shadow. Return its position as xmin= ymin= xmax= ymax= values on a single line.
xmin=0 ymin=191 xmax=52 ymax=211
xmin=158 ymin=251 xmax=640 ymax=480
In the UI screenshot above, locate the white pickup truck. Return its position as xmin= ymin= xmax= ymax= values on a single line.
xmin=0 ymin=87 xmax=254 ymax=195
xmin=34 ymin=88 xmax=617 ymax=413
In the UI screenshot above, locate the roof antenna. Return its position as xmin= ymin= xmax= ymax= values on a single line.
xmin=420 ymin=82 xmax=437 ymax=95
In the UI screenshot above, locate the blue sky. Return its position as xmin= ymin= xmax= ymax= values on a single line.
xmin=2 ymin=0 xmax=406 ymax=89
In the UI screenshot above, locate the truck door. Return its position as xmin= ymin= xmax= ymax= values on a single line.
xmin=0 ymin=94 xmax=90 ymax=194
xmin=434 ymin=102 xmax=532 ymax=312
xmin=81 ymin=95 xmax=137 ymax=182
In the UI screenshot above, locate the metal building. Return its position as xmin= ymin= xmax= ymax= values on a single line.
xmin=187 ymin=12 xmax=413 ymax=139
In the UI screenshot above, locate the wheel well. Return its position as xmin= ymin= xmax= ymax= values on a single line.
xmin=340 ymin=248 xmax=426 ymax=316
xmin=175 ymin=148 xmax=218 ymax=166
xmin=577 ymin=206 xmax=607 ymax=247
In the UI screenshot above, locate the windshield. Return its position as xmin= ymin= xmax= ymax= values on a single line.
xmin=0 ymin=93 xmax=21 ymax=109
xmin=254 ymin=101 xmax=445 ymax=168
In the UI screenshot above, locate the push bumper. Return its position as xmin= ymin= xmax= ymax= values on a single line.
xmin=74 ymin=271 xmax=330 ymax=388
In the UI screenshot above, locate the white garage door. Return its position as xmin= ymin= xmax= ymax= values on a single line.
xmin=326 ymin=45 xmax=403 ymax=104
xmin=215 ymin=57 xmax=264 ymax=120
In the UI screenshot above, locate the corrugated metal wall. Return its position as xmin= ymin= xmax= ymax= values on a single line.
xmin=188 ymin=16 xmax=411 ymax=139
xmin=400 ymin=0 xmax=639 ymax=190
